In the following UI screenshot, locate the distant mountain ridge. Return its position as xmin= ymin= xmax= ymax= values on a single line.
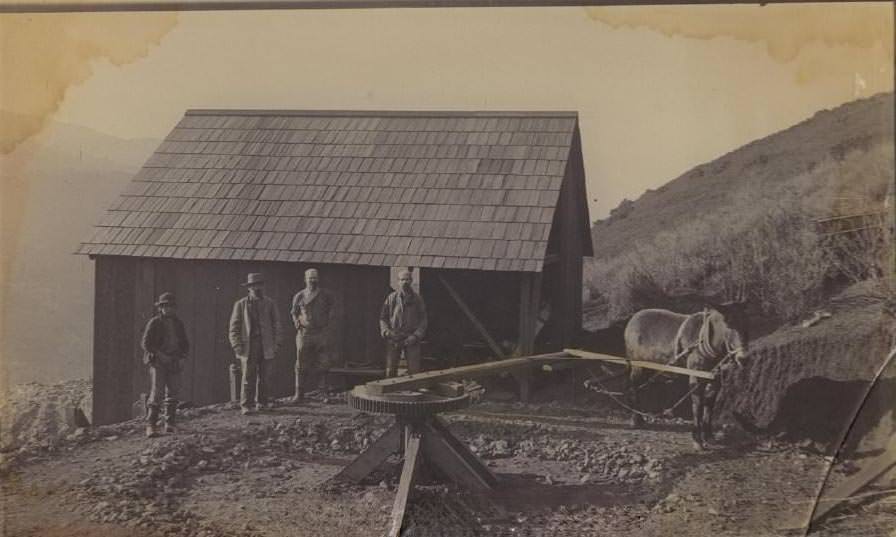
xmin=591 ymin=92 xmax=895 ymax=261
xmin=2 ymin=120 xmax=162 ymax=386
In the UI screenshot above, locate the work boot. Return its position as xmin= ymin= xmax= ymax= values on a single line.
xmin=288 ymin=387 xmax=304 ymax=405
xmin=163 ymin=400 xmax=178 ymax=434
xmin=146 ymin=404 xmax=160 ymax=438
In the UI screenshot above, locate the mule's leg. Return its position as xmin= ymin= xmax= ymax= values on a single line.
xmin=702 ymin=379 xmax=720 ymax=444
xmin=628 ymin=367 xmax=644 ymax=428
xmin=690 ymin=378 xmax=705 ymax=450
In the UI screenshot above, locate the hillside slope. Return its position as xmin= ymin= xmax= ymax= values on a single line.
xmin=591 ymin=92 xmax=894 ymax=261
xmin=586 ymin=93 xmax=894 ymax=326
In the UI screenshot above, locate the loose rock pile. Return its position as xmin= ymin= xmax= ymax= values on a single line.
xmin=468 ymin=432 xmax=665 ymax=484
xmin=0 ymin=379 xmax=92 ymax=453
xmin=65 ymin=410 xmax=396 ymax=536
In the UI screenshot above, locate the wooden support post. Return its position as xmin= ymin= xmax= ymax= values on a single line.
xmin=438 ymin=274 xmax=505 ymax=360
xmin=336 ymin=423 xmax=402 ymax=483
xmin=518 ymin=273 xmax=532 ymax=355
xmin=517 ymin=272 xmax=543 ymax=355
xmin=422 ymin=420 xmax=495 ymax=491
xmin=514 ymin=272 xmax=542 ymax=403
xmin=530 ymin=271 xmax=542 ymax=343
xmin=388 ymin=429 xmax=422 ymax=537
xmin=342 ymin=414 xmax=501 ymax=536
xmin=430 ymin=417 xmax=497 ymax=487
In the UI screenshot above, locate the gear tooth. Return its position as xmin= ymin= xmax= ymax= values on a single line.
xmin=348 ymin=389 xmax=469 ymax=417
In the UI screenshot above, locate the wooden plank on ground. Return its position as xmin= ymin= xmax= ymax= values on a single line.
xmin=809 ymin=435 xmax=896 ymax=524
xmin=364 ymin=352 xmax=568 ymax=395
xmin=563 ymin=348 xmax=715 ymax=380
xmin=438 ymin=274 xmax=505 ymax=360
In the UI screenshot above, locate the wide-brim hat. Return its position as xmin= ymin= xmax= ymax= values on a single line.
xmin=155 ymin=292 xmax=176 ymax=307
xmin=242 ymin=273 xmax=265 ymax=287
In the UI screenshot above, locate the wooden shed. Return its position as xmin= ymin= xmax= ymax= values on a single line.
xmin=78 ymin=110 xmax=592 ymax=425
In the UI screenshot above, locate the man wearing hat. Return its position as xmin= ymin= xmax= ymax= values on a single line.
xmin=228 ymin=273 xmax=283 ymax=414
xmin=140 ymin=292 xmax=190 ymax=437
xmin=289 ymin=268 xmax=335 ymax=403
xmin=380 ymin=269 xmax=428 ymax=377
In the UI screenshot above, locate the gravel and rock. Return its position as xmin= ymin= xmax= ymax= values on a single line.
xmin=2 ymin=386 xmax=893 ymax=536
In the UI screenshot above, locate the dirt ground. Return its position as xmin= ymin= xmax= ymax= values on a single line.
xmin=3 ymin=393 xmax=893 ymax=537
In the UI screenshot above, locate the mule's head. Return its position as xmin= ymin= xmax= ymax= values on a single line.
xmin=706 ymin=307 xmax=749 ymax=367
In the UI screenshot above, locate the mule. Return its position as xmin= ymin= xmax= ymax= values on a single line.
xmin=623 ymin=307 xmax=748 ymax=449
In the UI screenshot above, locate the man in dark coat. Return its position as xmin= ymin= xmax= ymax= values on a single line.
xmin=380 ymin=269 xmax=427 ymax=377
xmin=141 ymin=292 xmax=190 ymax=437
xmin=290 ymin=268 xmax=335 ymax=403
xmin=229 ymin=273 xmax=283 ymax=415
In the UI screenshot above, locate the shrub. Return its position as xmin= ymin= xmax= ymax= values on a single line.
xmin=586 ymin=142 xmax=893 ymax=326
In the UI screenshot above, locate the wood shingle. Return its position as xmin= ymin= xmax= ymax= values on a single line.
xmin=78 ymin=109 xmax=583 ymax=272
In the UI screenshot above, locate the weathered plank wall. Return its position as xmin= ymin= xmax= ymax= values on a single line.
xmin=93 ymin=256 xmax=137 ymax=425
xmin=92 ymin=257 xmax=389 ymax=425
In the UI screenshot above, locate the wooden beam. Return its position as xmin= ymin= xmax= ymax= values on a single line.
xmin=363 ymin=352 xmax=569 ymax=394
xmin=518 ymin=272 xmax=543 ymax=355
xmin=431 ymin=417 xmax=497 ymax=487
xmin=563 ymin=348 xmax=715 ymax=380
xmin=438 ymin=274 xmax=505 ymax=360
xmin=518 ymin=273 xmax=532 ymax=355
xmin=530 ymin=271 xmax=542 ymax=345
xmin=809 ymin=436 xmax=896 ymax=524
xmin=388 ymin=430 xmax=422 ymax=537
xmin=422 ymin=421 xmax=495 ymax=491
xmin=336 ymin=423 xmax=402 ymax=483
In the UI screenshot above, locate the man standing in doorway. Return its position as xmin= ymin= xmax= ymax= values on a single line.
xmin=380 ymin=269 xmax=427 ymax=377
xmin=290 ymin=268 xmax=335 ymax=403
xmin=229 ymin=273 xmax=283 ymax=415
xmin=140 ymin=292 xmax=189 ymax=438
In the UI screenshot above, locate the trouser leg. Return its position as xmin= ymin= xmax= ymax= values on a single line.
xmin=240 ymin=357 xmax=257 ymax=411
xmin=146 ymin=366 xmax=162 ymax=436
xmin=256 ymin=359 xmax=268 ymax=407
xmin=385 ymin=343 xmax=401 ymax=378
xmin=295 ymin=335 xmax=314 ymax=398
xmin=405 ymin=344 xmax=422 ymax=375
xmin=294 ymin=337 xmax=304 ymax=399
xmin=146 ymin=365 xmax=165 ymax=416
xmin=309 ymin=341 xmax=327 ymax=392
xmin=163 ymin=367 xmax=179 ymax=427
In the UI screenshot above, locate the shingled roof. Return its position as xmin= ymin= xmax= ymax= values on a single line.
xmin=78 ymin=110 xmax=584 ymax=272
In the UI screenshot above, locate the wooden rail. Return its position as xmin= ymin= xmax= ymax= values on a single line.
xmin=362 ymin=348 xmax=717 ymax=395
xmin=363 ymin=352 xmax=568 ymax=395
xmin=563 ymin=349 xmax=715 ymax=380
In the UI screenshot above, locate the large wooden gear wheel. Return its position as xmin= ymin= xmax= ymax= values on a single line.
xmin=337 ymin=384 xmax=495 ymax=537
xmin=346 ymin=386 xmax=471 ymax=417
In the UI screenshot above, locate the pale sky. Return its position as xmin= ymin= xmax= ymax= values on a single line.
xmin=3 ymin=4 xmax=894 ymax=218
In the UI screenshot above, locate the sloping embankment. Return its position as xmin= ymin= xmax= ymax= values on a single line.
xmin=719 ymin=293 xmax=895 ymax=447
